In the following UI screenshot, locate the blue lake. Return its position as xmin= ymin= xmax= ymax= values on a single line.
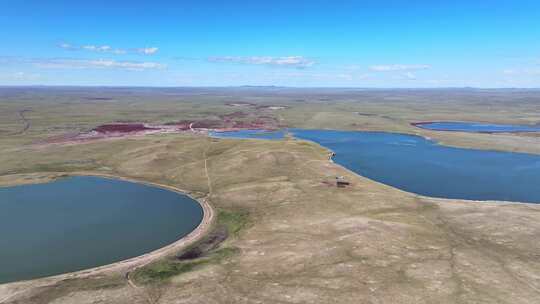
xmin=209 ymin=129 xmax=286 ymax=140
xmin=0 ymin=176 xmax=203 ymax=284
xmin=292 ymin=129 xmax=540 ymax=203
xmin=413 ymin=121 xmax=540 ymax=133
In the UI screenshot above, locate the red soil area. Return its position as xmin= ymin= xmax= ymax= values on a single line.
xmin=39 ymin=115 xmax=284 ymax=146
xmin=220 ymin=111 xmax=248 ymax=120
xmin=93 ymin=123 xmax=157 ymax=133
xmin=231 ymin=121 xmax=265 ymax=129
xmin=162 ymin=115 xmax=279 ymax=131
xmin=38 ymin=132 xmax=82 ymax=144
xmin=253 ymin=117 xmax=272 ymax=124
xmin=320 ymin=181 xmax=334 ymax=187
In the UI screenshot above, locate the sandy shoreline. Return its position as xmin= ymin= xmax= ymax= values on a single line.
xmin=0 ymin=172 xmax=215 ymax=301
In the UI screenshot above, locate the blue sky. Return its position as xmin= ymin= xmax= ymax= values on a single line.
xmin=1 ymin=0 xmax=539 ymax=87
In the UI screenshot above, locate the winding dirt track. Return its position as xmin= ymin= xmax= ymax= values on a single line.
xmin=12 ymin=110 xmax=31 ymax=135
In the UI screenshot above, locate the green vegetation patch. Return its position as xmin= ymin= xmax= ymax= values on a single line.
xmin=4 ymin=160 xmax=99 ymax=176
xmin=132 ymin=209 xmax=248 ymax=285
xmin=216 ymin=208 xmax=249 ymax=236
xmin=132 ymin=246 xmax=239 ymax=285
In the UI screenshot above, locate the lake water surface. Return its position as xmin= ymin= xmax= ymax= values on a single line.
xmin=413 ymin=121 xmax=540 ymax=133
xmin=209 ymin=129 xmax=285 ymax=140
xmin=0 ymin=176 xmax=203 ymax=284
xmin=292 ymin=129 xmax=540 ymax=203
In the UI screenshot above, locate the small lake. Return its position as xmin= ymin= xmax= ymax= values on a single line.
xmin=0 ymin=176 xmax=203 ymax=284
xmin=413 ymin=121 xmax=540 ymax=133
xmin=209 ymin=129 xmax=285 ymax=140
xmin=292 ymin=129 xmax=540 ymax=203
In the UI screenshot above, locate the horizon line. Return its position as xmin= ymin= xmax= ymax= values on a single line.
xmin=1 ymin=85 xmax=539 ymax=90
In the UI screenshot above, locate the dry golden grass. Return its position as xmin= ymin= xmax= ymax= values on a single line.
xmin=2 ymin=88 xmax=540 ymax=303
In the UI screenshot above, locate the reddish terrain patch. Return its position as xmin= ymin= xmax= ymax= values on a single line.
xmin=231 ymin=121 xmax=265 ymax=129
xmin=40 ymin=112 xmax=285 ymax=145
xmin=38 ymin=132 xmax=82 ymax=144
xmin=220 ymin=111 xmax=248 ymax=121
xmin=93 ymin=123 xmax=157 ymax=133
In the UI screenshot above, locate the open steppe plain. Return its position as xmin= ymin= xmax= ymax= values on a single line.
xmin=1 ymin=87 xmax=540 ymax=304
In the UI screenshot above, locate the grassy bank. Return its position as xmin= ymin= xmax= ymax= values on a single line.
xmin=132 ymin=209 xmax=248 ymax=284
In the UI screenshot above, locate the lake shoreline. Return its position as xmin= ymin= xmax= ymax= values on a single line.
xmin=0 ymin=171 xmax=215 ymax=298
xmin=291 ymin=135 xmax=540 ymax=206
xmin=411 ymin=121 xmax=540 ymax=134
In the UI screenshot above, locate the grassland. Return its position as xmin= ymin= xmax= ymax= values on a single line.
xmin=131 ymin=209 xmax=247 ymax=285
xmin=1 ymin=87 xmax=540 ymax=304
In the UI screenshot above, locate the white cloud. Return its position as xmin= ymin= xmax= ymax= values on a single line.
xmin=81 ymin=45 xmax=127 ymax=54
xmin=86 ymin=59 xmax=164 ymax=70
xmin=138 ymin=47 xmax=159 ymax=55
xmin=208 ymin=56 xmax=315 ymax=68
xmin=369 ymin=64 xmax=431 ymax=72
xmin=82 ymin=45 xmax=108 ymax=52
xmin=33 ymin=58 xmax=166 ymax=71
xmin=59 ymin=43 xmax=158 ymax=55
xmin=58 ymin=43 xmax=75 ymax=50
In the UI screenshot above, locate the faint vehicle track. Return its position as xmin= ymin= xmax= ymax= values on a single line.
xmin=11 ymin=109 xmax=32 ymax=135
xmin=125 ymin=271 xmax=156 ymax=304
xmin=124 ymin=142 xmax=214 ymax=304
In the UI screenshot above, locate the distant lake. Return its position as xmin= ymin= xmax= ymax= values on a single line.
xmin=209 ymin=129 xmax=285 ymax=140
xmin=291 ymin=129 xmax=540 ymax=203
xmin=413 ymin=121 xmax=540 ymax=133
xmin=0 ymin=176 xmax=203 ymax=284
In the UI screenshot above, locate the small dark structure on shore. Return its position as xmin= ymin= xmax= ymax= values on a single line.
xmin=329 ymin=152 xmax=336 ymax=160
xmin=336 ymin=176 xmax=350 ymax=188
